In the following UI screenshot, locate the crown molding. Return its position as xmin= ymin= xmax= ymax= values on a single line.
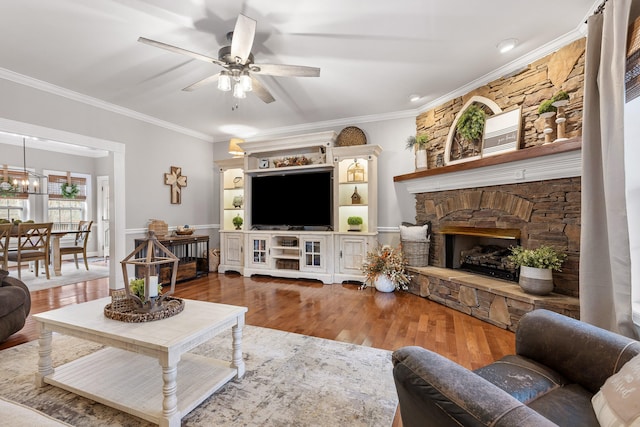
xmin=0 ymin=67 xmax=213 ymax=142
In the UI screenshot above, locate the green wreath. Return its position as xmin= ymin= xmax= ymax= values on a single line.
xmin=61 ymin=182 xmax=79 ymax=199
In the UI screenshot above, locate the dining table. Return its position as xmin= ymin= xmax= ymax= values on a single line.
xmin=50 ymin=230 xmax=83 ymax=276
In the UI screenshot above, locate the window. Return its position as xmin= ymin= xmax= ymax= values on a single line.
xmin=0 ymin=198 xmax=28 ymax=222
xmin=625 ymin=97 xmax=640 ymax=330
xmin=46 ymin=172 xmax=90 ymax=231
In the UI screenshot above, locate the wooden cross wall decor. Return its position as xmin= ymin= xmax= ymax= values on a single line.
xmin=164 ymin=166 xmax=187 ymax=204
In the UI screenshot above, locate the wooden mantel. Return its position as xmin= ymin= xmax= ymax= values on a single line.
xmin=394 ymin=138 xmax=582 ymax=194
xmin=394 ymin=138 xmax=582 ymax=182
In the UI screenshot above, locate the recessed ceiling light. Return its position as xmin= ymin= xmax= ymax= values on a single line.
xmin=409 ymin=94 xmax=421 ymax=102
xmin=497 ymin=38 xmax=518 ymax=53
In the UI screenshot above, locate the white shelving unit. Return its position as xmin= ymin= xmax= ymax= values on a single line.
xmin=216 ymin=131 xmax=381 ymax=283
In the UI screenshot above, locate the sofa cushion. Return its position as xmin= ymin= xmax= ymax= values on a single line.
xmin=476 ymin=355 xmax=600 ymax=426
xmin=474 ymin=355 xmax=568 ymax=404
xmin=591 ymin=353 xmax=640 ymax=426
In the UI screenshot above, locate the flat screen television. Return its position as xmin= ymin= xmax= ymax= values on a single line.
xmin=251 ymin=170 xmax=333 ymax=230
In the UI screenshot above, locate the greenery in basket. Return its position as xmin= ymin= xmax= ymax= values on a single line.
xmin=537 ymin=99 xmax=557 ymax=115
xmin=405 ymin=134 xmax=429 ymax=151
xmin=456 ymin=104 xmax=486 ymax=141
xmin=232 ymin=215 xmax=243 ymax=228
xmin=508 ymin=245 xmax=567 ymax=271
xmin=347 ymin=216 xmax=363 ymax=226
xmin=129 ymin=278 xmax=162 ymax=301
xmin=361 ymin=244 xmax=411 ymax=291
xmin=61 ymin=182 xmax=79 ymax=199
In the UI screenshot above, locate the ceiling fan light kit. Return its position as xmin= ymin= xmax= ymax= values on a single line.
xmin=139 ymin=13 xmax=319 ymax=104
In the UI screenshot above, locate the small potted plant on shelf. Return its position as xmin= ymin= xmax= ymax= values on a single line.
xmin=361 ymin=244 xmax=411 ymax=292
xmin=406 ymin=134 xmax=429 ymax=170
xmin=508 ymin=245 xmax=567 ymax=296
xmin=232 ymin=214 xmax=243 ymax=230
xmin=347 ymin=216 xmax=363 ymax=231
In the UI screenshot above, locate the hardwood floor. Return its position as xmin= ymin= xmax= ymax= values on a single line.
xmin=1 ymin=269 xmax=516 ymax=426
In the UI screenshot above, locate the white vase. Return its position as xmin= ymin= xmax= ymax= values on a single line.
xmin=519 ymin=266 xmax=554 ymax=295
xmin=415 ymin=149 xmax=428 ymax=170
xmin=374 ymin=275 xmax=396 ymax=293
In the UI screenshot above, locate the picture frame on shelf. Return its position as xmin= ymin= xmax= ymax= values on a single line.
xmin=482 ymin=107 xmax=521 ymax=157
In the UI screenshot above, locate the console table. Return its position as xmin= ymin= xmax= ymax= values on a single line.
xmin=135 ymin=234 xmax=209 ymax=284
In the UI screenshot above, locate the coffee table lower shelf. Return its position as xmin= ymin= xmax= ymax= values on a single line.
xmin=44 ymin=347 xmax=236 ymax=424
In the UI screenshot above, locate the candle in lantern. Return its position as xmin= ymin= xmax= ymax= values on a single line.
xmin=148 ymin=276 xmax=158 ymax=298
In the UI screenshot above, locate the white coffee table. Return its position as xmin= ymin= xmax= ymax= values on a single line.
xmin=33 ymin=297 xmax=248 ymax=427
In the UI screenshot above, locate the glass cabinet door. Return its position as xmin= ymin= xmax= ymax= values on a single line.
xmin=249 ymin=236 xmax=269 ymax=268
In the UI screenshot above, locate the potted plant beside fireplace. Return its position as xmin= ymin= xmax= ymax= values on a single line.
xmin=361 ymin=244 xmax=411 ymax=292
xmin=508 ymin=245 xmax=566 ymax=295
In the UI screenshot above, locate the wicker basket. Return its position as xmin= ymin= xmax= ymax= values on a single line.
xmin=148 ymin=219 xmax=168 ymax=238
xmin=401 ymin=239 xmax=430 ymax=267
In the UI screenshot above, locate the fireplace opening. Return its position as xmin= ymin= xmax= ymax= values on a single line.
xmin=441 ymin=226 xmax=521 ymax=281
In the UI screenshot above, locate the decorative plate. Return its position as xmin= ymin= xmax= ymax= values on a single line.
xmin=336 ymin=126 xmax=367 ymax=146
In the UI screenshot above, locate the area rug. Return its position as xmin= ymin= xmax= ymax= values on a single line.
xmin=9 ymin=262 xmax=110 ymax=292
xmin=0 ymin=325 xmax=398 ymax=426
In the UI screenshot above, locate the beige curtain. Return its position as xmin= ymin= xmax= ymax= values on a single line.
xmin=581 ymin=0 xmax=638 ymax=338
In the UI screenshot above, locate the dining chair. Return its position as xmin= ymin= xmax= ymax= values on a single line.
xmin=60 ymin=220 xmax=93 ymax=270
xmin=7 ymin=222 xmax=53 ymax=280
xmin=0 ymin=223 xmax=12 ymax=271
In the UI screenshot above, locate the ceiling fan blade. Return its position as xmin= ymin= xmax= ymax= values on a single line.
xmin=182 ymin=73 xmax=221 ymax=92
xmin=138 ymin=37 xmax=226 ymax=67
xmin=230 ymin=14 xmax=256 ymax=65
xmin=251 ymin=76 xmax=275 ymax=103
xmin=252 ymin=64 xmax=320 ymax=77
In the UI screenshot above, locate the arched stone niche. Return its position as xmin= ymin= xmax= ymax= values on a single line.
xmin=444 ymin=96 xmax=502 ymax=165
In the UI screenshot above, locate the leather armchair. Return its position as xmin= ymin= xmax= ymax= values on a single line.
xmin=392 ymin=309 xmax=640 ymax=427
xmin=0 ymin=270 xmax=31 ymax=342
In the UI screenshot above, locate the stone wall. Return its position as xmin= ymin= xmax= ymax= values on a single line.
xmin=416 ymin=38 xmax=585 ymax=169
xmin=415 ymin=177 xmax=581 ymax=297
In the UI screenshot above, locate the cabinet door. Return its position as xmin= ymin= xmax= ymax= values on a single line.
xmin=248 ymin=234 xmax=269 ymax=269
xmin=338 ymin=235 xmax=368 ymax=275
xmin=223 ymin=233 xmax=244 ymax=266
xmin=300 ymin=235 xmax=328 ymax=273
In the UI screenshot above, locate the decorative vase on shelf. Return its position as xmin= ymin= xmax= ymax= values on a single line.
xmin=518 ymin=266 xmax=554 ymax=296
xmin=415 ymin=149 xmax=428 ymax=170
xmin=552 ymin=100 xmax=569 ymax=142
xmin=374 ymin=275 xmax=396 ymax=293
xmin=540 ymin=112 xmax=556 ymax=144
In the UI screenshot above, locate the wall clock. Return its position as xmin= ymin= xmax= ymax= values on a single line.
xmin=259 ymin=159 xmax=270 ymax=169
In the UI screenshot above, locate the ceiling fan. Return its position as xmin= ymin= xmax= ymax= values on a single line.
xmin=138 ymin=14 xmax=320 ymax=104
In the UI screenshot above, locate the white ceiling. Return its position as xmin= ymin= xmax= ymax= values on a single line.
xmin=0 ymin=0 xmax=598 ymax=143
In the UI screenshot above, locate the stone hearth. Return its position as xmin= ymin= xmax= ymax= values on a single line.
xmin=407 ymin=266 xmax=579 ymax=331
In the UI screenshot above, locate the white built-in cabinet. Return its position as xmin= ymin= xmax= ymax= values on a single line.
xmin=215 ymin=131 xmax=380 ymax=284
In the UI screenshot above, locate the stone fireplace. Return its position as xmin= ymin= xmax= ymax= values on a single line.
xmin=394 ymin=142 xmax=582 ymax=330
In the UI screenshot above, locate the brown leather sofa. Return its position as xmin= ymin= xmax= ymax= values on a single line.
xmin=0 ymin=270 xmax=31 ymax=342
xmin=392 ymin=309 xmax=640 ymax=427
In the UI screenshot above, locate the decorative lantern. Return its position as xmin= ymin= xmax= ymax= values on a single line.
xmin=346 ymin=159 xmax=365 ymax=182
xmin=120 ymin=231 xmax=179 ymax=313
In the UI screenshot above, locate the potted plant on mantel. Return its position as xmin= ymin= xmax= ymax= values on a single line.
xmin=406 ymin=134 xmax=429 ymax=170
xmin=361 ymin=244 xmax=411 ymax=292
xmin=508 ymin=245 xmax=567 ymax=296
